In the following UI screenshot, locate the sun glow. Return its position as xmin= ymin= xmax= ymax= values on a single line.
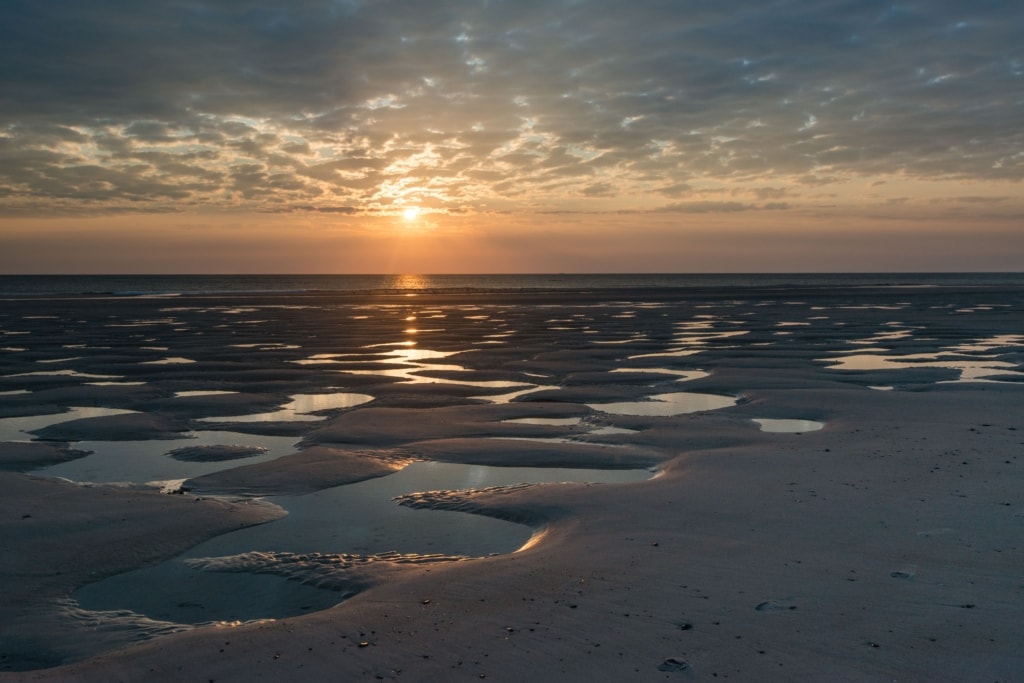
xmin=402 ymin=207 xmax=420 ymax=221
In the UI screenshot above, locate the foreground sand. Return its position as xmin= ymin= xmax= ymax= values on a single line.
xmin=1 ymin=285 xmax=1022 ymax=680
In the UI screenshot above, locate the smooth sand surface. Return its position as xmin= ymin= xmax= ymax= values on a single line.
xmin=1 ymin=285 xmax=1022 ymax=680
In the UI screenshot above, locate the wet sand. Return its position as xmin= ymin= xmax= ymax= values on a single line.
xmin=1 ymin=285 xmax=1023 ymax=680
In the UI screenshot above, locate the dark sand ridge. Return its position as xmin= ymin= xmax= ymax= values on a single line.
xmin=0 ymin=442 xmax=92 ymax=471
xmin=184 ymin=445 xmax=412 ymax=496
xmin=1 ymin=286 xmax=1022 ymax=679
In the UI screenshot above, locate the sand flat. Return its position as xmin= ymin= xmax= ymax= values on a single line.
xmin=1 ymin=285 xmax=1022 ymax=680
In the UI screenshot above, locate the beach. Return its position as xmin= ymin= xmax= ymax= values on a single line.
xmin=1 ymin=283 xmax=1022 ymax=681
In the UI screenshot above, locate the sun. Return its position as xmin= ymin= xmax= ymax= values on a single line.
xmin=402 ymin=207 xmax=420 ymax=221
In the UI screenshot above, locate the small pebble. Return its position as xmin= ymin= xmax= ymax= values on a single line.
xmin=658 ymin=657 xmax=689 ymax=672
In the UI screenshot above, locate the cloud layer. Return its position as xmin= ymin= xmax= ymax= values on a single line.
xmin=1 ymin=0 xmax=1021 ymax=218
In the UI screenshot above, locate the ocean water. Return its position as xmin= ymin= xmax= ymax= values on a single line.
xmin=1 ymin=272 xmax=1022 ymax=296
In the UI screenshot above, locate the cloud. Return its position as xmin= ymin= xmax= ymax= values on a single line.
xmin=0 ymin=0 xmax=1022 ymax=217
xmin=752 ymin=187 xmax=790 ymax=200
xmin=261 ymin=204 xmax=359 ymax=214
xmin=580 ymin=183 xmax=615 ymax=198
xmin=656 ymin=201 xmax=751 ymax=214
xmin=953 ymin=196 xmax=1010 ymax=204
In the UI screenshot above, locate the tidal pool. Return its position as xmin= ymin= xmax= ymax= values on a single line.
xmin=334 ymin=347 xmax=534 ymax=391
xmin=753 ymin=418 xmax=824 ymax=433
xmin=199 ymin=392 xmax=375 ymax=423
xmin=588 ymin=391 xmax=737 ymax=416
xmin=74 ymin=461 xmax=653 ymax=625
xmin=2 ymin=369 xmax=121 ymax=379
xmin=503 ymin=417 xmax=582 ymax=426
xmin=610 ymin=368 xmax=709 ymax=381
xmin=821 ymin=352 xmax=1023 ymax=382
xmin=38 ymin=431 xmax=298 ymax=484
xmin=474 ymin=384 xmax=561 ymax=404
xmin=499 ymin=417 xmax=638 ymax=439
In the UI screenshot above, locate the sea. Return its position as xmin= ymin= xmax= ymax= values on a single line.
xmin=1 ymin=272 xmax=1022 ymax=296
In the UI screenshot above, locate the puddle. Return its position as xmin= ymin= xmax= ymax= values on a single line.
xmin=821 ymin=353 xmax=1023 ymax=382
xmin=611 ymin=368 xmax=709 ymax=382
xmin=503 ymin=417 xmax=582 ymax=426
xmin=174 ymin=390 xmax=239 ymax=398
xmin=2 ymin=369 xmax=121 ymax=379
xmin=74 ymin=462 xmax=653 ymax=626
xmin=488 ymin=436 xmax=580 ymax=444
xmin=851 ymin=329 xmax=914 ymax=344
xmin=290 ymin=353 xmax=362 ymax=365
xmin=425 ymin=378 xmax=530 ymax=389
xmin=230 ymin=343 xmax=301 ymax=350
xmin=320 ymin=346 xmax=546 ymax=397
xmin=589 ymin=392 xmax=737 ymax=416
xmin=198 ymin=393 xmax=374 ymax=423
xmin=628 ymin=348 xmax=703 ymax=359
xmin=37 ymin=432 xmax=298 ymax=484
xmin=474 ymin=384 xmax=561 ymax=404
xmin=820 ymin=334 xmax=1024 ymax=383
xmin=753 ymin=418 xmax=824 ymax=433
xmin=337 ymin=349 xmax=530 ymax=390
xmin=952 ymin=334 xmax=1024 ymax=353
xmin=141 ymin=357 xmax=196 ymax=365
xmin=628 ymin=324 xmax=748 ymax=360
xmin=588 ymin=426 xmax=639 ymax=436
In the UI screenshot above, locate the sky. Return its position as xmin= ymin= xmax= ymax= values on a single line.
xmin=1 ymin=0 xmax=1022 ymax=274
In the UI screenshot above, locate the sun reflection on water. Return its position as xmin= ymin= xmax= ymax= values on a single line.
xmin=388 ymin=274 xmax=429 ymax=290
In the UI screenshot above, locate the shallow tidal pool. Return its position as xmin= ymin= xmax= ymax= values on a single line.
xmin=74 ymin=461 xmax=653 ymax=625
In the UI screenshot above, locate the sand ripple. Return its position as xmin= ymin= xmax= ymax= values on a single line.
xmin=395 ymin=482 xmax=550 ymax=528
xmin=167 ymin=444 xmax=269 ymax=462
xmin=186 ymin=549 xmax=468 ymax=592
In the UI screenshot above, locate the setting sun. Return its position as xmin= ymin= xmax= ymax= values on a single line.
xmin=402 ymin=207 xmax=420 ymax=221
